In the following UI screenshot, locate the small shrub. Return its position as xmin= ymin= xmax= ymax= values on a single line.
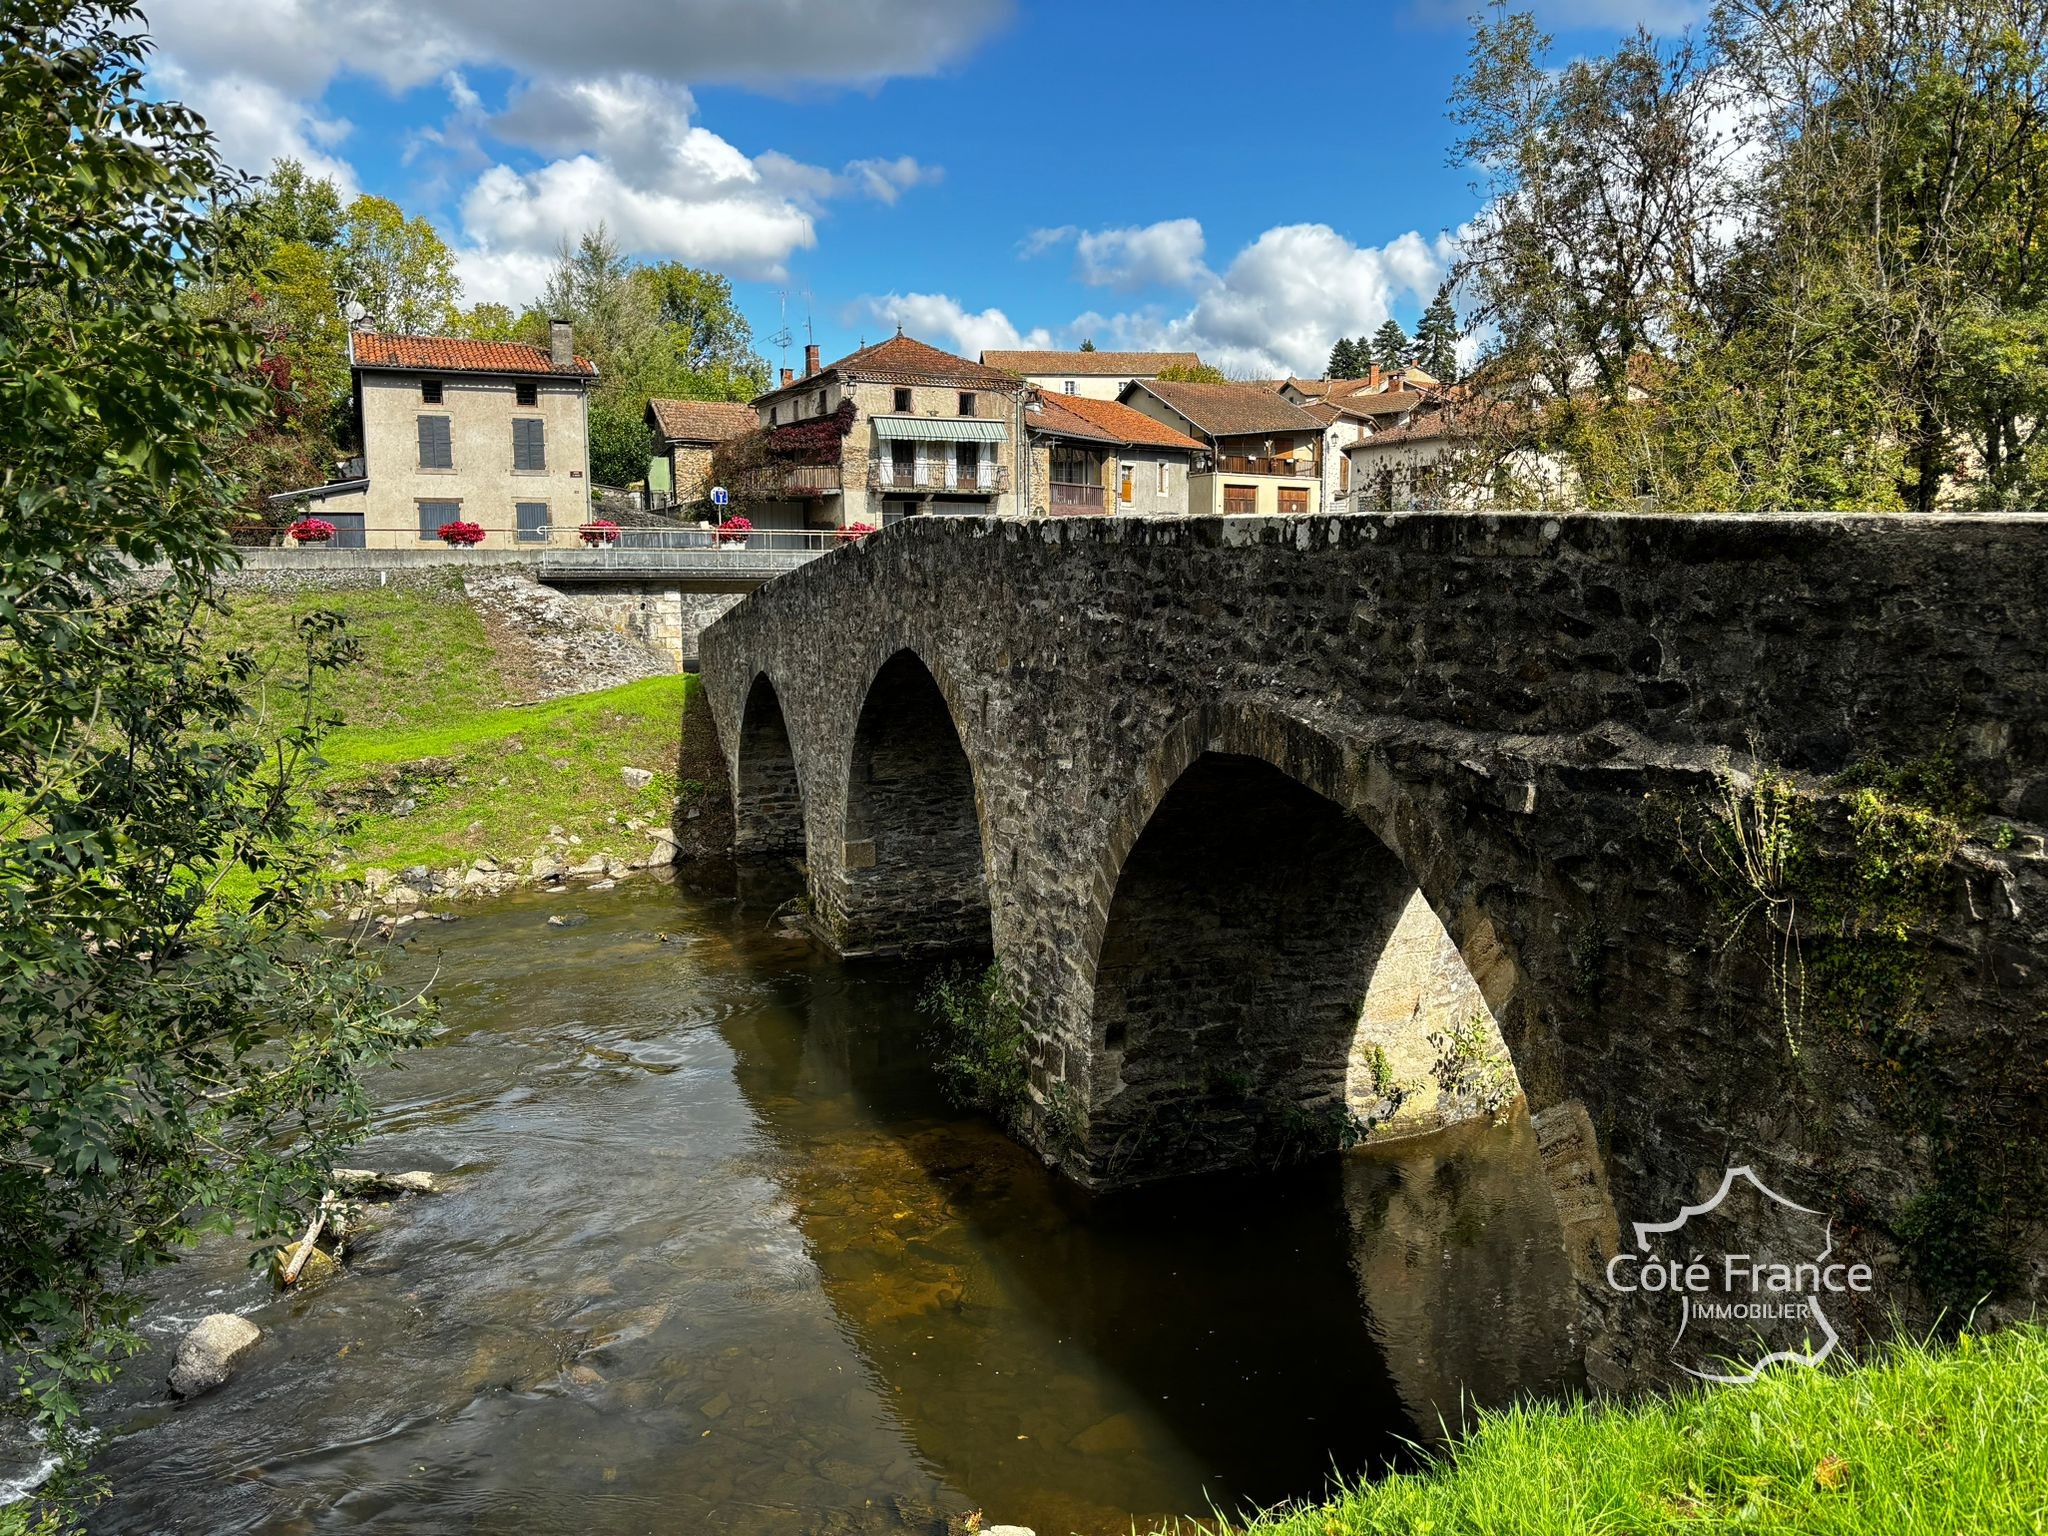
xmin=920 ymin=962 xmax=1030 ymax=1127
xmin=1429 ymin=1012 xmax=1519 ymax=1122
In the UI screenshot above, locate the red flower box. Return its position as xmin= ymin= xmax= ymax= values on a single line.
xmin=288 ymin=516 xmax=336 ymax=543
xmin=835 ymin=521 xmax=878 ymax=542
xmin=713 ymin=515 xmax=753 ymax=544
xmin=579 ymin=521 xmax=621 ymax=545
xmin=437 ymin=521 xmax=486 ymax=546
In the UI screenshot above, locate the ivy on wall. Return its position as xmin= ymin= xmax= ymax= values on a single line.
xmin=1663 ymin=749 xmax=2044 ymax=1313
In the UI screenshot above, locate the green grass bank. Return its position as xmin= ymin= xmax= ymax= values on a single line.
xmin=207 ymin=579 xmax=694 ymax=888
xmin=1155 ymin=1325 xmax=2046 ymax=1536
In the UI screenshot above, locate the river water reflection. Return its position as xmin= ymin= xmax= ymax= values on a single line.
xmin=78 ymin=878 xmax=1581 ymax=1534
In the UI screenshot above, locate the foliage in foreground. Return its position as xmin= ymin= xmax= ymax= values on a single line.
xmin=1159 ymin=1324 xmax=2048 ymax=1535
xmin=0 ymin=0 xmax=430 ymax=1465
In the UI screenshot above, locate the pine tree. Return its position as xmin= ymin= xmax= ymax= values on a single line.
xmin=1326 ymin=336 xmax=1364 ymax=378
xmin=1371 ymin=318 xmax=1411 ymax=370
xmin=1414 ymin=280 xmax=1460 ymax=381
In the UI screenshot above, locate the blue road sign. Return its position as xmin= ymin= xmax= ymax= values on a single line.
xmin=711 ymin=486 xmax=730 ymax=507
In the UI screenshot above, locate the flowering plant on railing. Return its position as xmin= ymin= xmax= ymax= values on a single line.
xmin=835 ymin=521 xmax=878 ymax=542
xmin=288 ymin=516 xmax=336 ymax=543
xmin=578 ymin=520 xmax=621 ymax=545
xmin=713 ymin=515 xmax=753 ymax=544
xmin=437 ymin=520 xmax=486 ymax=546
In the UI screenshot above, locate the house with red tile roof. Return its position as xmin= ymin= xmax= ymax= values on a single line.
xmin=1117 ymin=379 xmax=1327 ymax=516
xmin=739 ymin=330 xmax=1028 ymax=528
xmin=982 ymin=348 xmax=1206 ymax=402
xmin=1023 ymin=391 xmax=1205 ymax=516
xmin=271 ymin=323 xmax=598 ymax=548
xmin=644 ymin=398 xmax=759 ymax=511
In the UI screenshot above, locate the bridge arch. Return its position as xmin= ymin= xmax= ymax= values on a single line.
xmin=1074 ymin=703 xmax=1537 ymax=1186
xmin=829 ymin=647 xmax=993 ymax=957
xmin=734 ymin=672 xmax=807 ymax=862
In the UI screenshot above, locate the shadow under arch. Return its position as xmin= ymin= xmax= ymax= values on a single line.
xmin=734 ymin=672 xmax=808 ymax=864
xmin=829 ymin=646 xmax=993 ymax=957
xmin=1074 ymin=702 xmax=1541 ymax=1188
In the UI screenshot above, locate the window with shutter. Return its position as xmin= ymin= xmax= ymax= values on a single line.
xmin=513 ymin=418 xmax=546 ymax=471
xmin=417 ymin=499 xmax=461 ymax=541
xmin=515 ymin=502 xmax=549 ymax=541
xmin=417 ymin=415 xmax=453 ymax=469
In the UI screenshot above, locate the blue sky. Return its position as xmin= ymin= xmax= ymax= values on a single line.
xmin=140 ymin=0 xmax=1697 ymax=377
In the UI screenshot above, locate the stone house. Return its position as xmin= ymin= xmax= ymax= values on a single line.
xmin=1118 ymin=379 xmax=1326 ymax=515
xmin=1279 ymin=369 xmax=1441 ymax=509
xmin=645 ymin=398 xmax=757 ymax=512
xmin=270 ymin=326 xmax=598 ymax=549
xmin=981 ymin=348 xmax=1205 ymax=402
xmin=743 ymin=331 xmax=1027 ymax=529
xmin=1023 ymin=390 xmax=1205 ymax=516
xmin=1343 ymin=398 xmax=1576 ymax=509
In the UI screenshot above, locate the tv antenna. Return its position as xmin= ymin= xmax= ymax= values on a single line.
xmin=767 ymin=289 xmax=793 ymax=371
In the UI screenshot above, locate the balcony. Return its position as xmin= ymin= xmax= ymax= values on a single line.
xmin=868 ymin=462 xmax=1011 ymax=495
xmin=778 ymin=464 xmax=843 ymax=495
xmin=1214 ymin=453 xmax=1318 ymax=477
xmin=1047 ymin=480 xmax=1110 ymax=515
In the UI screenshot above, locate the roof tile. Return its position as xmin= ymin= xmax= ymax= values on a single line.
xmin=984 ymin=349 xmax=1203 ymax=377
xmin=1029 ymin=392 xmax=1204 ymax=451
xmin=1126 ymin=379 xmax=1326 ymax=439
xmin=352 ymin=332 xmax=597 ymax=378
xmin=647 ymin=398 xmax=758 ymax=443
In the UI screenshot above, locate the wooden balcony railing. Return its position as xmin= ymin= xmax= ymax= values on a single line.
xmin=1214 ymin=454 xmax=1316 ymax=477
xmin=1047 ymin=480 xmax=1109 ymax=515
xmin=868 ymin=462 xmax=1011 ymax=494
xmin=779 ymin=464 xmax=843 ymax=494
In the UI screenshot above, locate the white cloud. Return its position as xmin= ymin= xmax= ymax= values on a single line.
xmin=850 ymin=293 xmax=1052 ymax=357
xmin=1073 ymin=218 xmax=1208 ymax=291
xmin=459 ymin=155 xmax=819 ymax=284
xmin=1020 ymin=225 xmax=1076 ymax=258
xmin=140 ymin=0 xmax=1013 ymax=96
xmin=875 ymin=220 xmax=1458 ymax=377
xmin=153 ymin=60 xmax=359 ymax=197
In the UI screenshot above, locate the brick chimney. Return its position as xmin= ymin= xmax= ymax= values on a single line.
xmin=780 ymin=367 xmax=795 ymax=387
xmin=804 ymin=343 xmax=821 ymax=378
xmin=549 ymin=318 xmax=574 ymax=369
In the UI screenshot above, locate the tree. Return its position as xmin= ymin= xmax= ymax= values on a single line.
xmin=1 ymin=0 xmax=429 ymax=1470
xmin=1078 ymin=337 xmax=1097 ymax=351
xmin=1414 ymin=281 xmax=1461 ymax=381
xmin=631 ymin=260 xmax=767 ymax=398
xmin=1371 ymin=319 xmax=1411 ymax=370
xmin=335 ymin=194 xmax=460 ymax=335
xmin=1155 ymin=360 xmax=1227 ymax=383
xmin=1326 ymin=336 xmax=1367 ymax=378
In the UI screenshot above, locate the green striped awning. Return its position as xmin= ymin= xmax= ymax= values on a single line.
xmin=871 ymin=416 xmax=1008 ymax=443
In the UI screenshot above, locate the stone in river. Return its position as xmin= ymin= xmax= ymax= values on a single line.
xmin=168 ymin=1313 xmax=261 ymax=1398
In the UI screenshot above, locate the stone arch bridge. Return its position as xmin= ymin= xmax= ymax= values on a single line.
xmin=699 ymin=511 xmax=2048 ymax=1383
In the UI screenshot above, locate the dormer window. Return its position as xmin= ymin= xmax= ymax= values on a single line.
xmin=894 ymin=387 xmax=912 ymax=412
xmin=420 ymin=378 xmax=443 ymax=404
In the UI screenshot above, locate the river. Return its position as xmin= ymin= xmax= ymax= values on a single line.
xmin=64 ymin=876 xmax=1582 ymax=1535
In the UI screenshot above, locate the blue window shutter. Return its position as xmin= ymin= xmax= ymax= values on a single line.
xmin=515 ymin=502 xmax=549 ymax=540
xmin=514 ymin=417 xmax=546 ymax=471
xmin=418 ymin=415 xmax=452 ymax=468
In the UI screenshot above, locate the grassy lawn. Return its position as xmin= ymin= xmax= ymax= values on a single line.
xmin=319 ymin=674 xmax=693 ymax=878
xmin=206 ymin=584 xmax=691 ymax=883
xmin=205 ymin=576 xmax=513 ymax=731
xmin=1164 ymin=1325 xmax=2047 ymax=1535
